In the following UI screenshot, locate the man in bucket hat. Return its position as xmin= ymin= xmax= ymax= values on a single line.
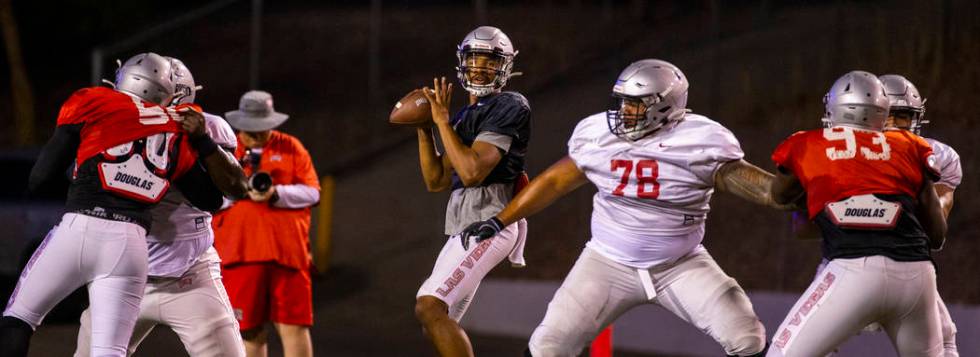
xmin=214 ymin=90 xmax=320 ymax=357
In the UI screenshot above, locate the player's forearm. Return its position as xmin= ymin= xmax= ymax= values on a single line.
xmin=918 ymin=180 xmax=947 ymax=250
xmin=935 ymin=184 xmax=955 ymax=219
xmin=717 ymin=160 xmax=798 ymax=210
xmin=417 ymin=128 xmax=449 ymax=192
xmin=434 ymin=121 xmax=487 ymax=186
xmin=497 ymin=157 xmax=587 ymax=226
xmin=196 ymin=141 xmax=249 ymax=200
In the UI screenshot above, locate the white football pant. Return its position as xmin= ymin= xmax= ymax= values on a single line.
xmin=528 ymin=246 xmax=766 ymax=357
xmin=3 ymin=213 xmax=148 ymax=357
xmin=417 ymin=219 xmax=527 ymax=320
xmin=770 ymin=256 xmax=941 ymax=357
xmin=74 ymin=248 xmax=244 ymax=357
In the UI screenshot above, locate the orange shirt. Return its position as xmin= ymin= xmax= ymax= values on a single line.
xmin=213 ymin=130 xmax=320 ymax=270
xmin=772 ymin=127 xmax=937 ymax=219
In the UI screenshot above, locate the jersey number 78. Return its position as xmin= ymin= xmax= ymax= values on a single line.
xmin=611 ymin=159 xmax=660 ymax=199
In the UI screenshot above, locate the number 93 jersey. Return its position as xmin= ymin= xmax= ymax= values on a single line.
xmin=772 ymin=127 xmax=938 ymax=220
xmin=568 ymin=112 xmax=744 ymax=268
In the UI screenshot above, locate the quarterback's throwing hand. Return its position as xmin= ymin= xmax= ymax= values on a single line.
xmin=459 ymin=216 xmax=504 ymax=250
xmin=421 ymin=77 xmax=453 ymax=126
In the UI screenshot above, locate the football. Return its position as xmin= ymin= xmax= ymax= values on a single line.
xmin=389 ymin=89 xmax=432 ymax=126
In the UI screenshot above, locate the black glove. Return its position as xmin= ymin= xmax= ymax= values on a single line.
xmin=459 ymin=216 xmax=504 ymax=250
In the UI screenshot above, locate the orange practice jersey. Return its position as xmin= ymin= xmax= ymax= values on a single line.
xmin=772 ymin=127 xmax=937 ymax=219
xmin=213 ymin=131 xmax=320 ymax=270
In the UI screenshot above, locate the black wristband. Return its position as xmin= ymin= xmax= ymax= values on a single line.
xmin=490 ymin=216 xmax=503 ymax=229
xmin=189 ymin=134 xmax=218 ymax=157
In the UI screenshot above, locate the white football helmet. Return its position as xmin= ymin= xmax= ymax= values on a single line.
xmin=114 ymin=52 xmax=176 ymax=106
xmin=456 ymin=26 xmax=518 ymax=97
xmin=606 ymin=59 xmax=690 ymax=141
xmin=821 ymin=71 xmax=889 ymax=131
xmin=879 ymin=74 xmax=927 ymax=134
xmin=167 ymin=57 xmax=203 ymax=105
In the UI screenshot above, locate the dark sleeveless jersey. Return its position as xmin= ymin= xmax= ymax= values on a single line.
xmin=31 ymin=87 xmax=200 ymax=229
xmin=813 ymin=194 xmax=931 ymax=261
xmin=449 ymin=91 xmax=531 ymax=190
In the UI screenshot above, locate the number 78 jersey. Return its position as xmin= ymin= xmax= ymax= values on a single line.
xmin=567 ymin=113 xmax=744 ymax=268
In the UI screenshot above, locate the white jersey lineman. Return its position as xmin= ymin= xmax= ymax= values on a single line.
xmin=925 ymin=136 xmax=961 ymax=357
xmin=75 ymin=113 xmax=245 ymax=357
xmin=528 ymin=112 xmax=766 ymax=356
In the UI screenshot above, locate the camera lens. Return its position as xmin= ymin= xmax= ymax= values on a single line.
xmin=249 ymin=172 xmax=273 ymax=192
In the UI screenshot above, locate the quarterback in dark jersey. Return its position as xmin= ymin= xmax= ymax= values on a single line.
xmin=413 ymin=26 xmax=531 ymax=356
xmin=0 ymin=53 xmax=245 ymax=357
xmin=767 ymin=71 xmax=946 ymax=356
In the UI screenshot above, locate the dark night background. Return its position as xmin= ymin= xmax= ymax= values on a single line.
xmin=0 ymin=0 xmax=977 ymax=356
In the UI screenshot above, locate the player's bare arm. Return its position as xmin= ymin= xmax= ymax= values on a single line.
xmin=460 ymin=156 xmax=587 ymax=248
xmin=179 ymin=108 xmax=249 ymax=199
xmin=416 ymin=127 xmax=454 ymax=192
xmin=917 ymin=178 xmax=947 ymax=250
xmin=497 ymin=156 xmax=588 ymax=225
xmin=934 ymin=183 xmax=955 ymax=219
xmin=422 ymin=76 xmax=503 ymax=187
xmin=715 ymin=159 xmax=800 ymax=211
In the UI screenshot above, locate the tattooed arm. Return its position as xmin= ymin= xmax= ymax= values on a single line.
xmin=715 ymin=159 xmax=802 ymax=211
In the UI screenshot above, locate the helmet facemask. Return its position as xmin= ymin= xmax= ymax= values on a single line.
xmin=456 ymin=49 xmax=514 ymax=97
xmin=606 ymin=94 xmax=675 ymax=141
xmin=887 ymin=106 xmax=928 ymax=134
xmin=879 ymin=74 xmax=928 ymax=134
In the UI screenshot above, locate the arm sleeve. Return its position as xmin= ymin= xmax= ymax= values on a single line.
xmin=203 ymin=113 xmax=238 ymax=151
xmin=930 ymin=141 xmax=961 ymax=188
xmin=274 ymin=137 xmax=321 ymax=209
xmin=173 ymin=161 xmax=224 ymax=212
xmin=690 ymin=124 xmax=745 ymax=185
xmin=478 ymin=94 xmax=530 ymax=140
xmin=272 ymin=184 xmax=320 ymax=208
xmin=28 ymin=124 xmax=82 ymax=197
xmin=567 ymin=114 xmax=600 ymax=170
xmin=474 ymin=131 xmax=513 ymax=152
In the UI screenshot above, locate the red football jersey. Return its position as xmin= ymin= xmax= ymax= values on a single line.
xmin=772 ymin=127 xmax=937 ymax=219
xmin=56 ymin=87 xmax=189 ymax=165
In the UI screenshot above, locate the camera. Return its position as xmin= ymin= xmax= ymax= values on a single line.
xmin=249 ymin=172 xmax=273 ymax=193
xmin=241 ymin=148 xmax=273 ymax=193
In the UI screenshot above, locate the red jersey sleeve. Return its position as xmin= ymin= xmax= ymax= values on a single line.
xmin=772 ymin=131 xmax=806 ymax=172
xmin=289 ymin=137 xmax=320 ymax=189
xmin=56 ymin=88 xmax=102 ymax=126
xmin=911 ymin=134 xmax=940 ymax=181
xmin=171 ymin=134 xmax=201 ymax=180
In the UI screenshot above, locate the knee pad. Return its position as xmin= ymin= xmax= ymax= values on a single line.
xmin=721 ymin=322 xmax=766 ymax=356
xmin=729 ymin=342 xmax=769 ymax=357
